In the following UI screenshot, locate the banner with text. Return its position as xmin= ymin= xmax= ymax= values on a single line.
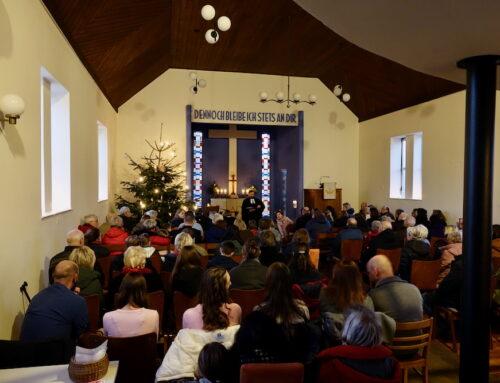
xmin=192 ymin=108 xmax=299 ymax=126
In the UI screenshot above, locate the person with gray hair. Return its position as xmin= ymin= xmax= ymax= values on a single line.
xmin=367 ymin=255 xmax=422 ymax=354
xmin=362 ymin=220 xmax=400 ymax=267
xmin=102 ymin=215 xmax=129 ymax=251
xmin=78 ymin=214 xmax=99 ymax=233
xmin=119 ymin=206 xmax=136 ymax=233
xmin=21 ymin=260 xmax=88 ymax=341
xmin=436 ymin=230 xmax=463 ymax=285
xmin=48 ymin=229 xmax=85 ymax=284
xmin=398 ymin=224 xmax=431 ymax=281
xmin=316 ymin=304 xmax=401 ymax=382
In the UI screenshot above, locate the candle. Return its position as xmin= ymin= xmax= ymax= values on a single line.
xmin=292 ymin=200 xmax=298 ymax=208
xmin=241 ymin=188 xmax=245 ymax=195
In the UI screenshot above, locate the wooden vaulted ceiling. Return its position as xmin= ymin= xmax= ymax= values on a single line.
xmin=42 ymin=0 xmax=464 ymax=121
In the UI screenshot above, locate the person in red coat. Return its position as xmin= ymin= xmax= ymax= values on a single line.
xmin=317 ymin=304 xmax=401 ymax=383
xmin=102 ymin=215 xmax=129 ymax=255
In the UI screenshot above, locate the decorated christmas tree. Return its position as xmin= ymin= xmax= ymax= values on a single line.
xmin=115 ymin=125 xmax=193 ymax=220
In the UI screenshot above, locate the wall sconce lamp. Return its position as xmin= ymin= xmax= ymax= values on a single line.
xmin=333 ymin=85 xmax=351 ymax=103
xmin=0 ymin=94 xmax=25 ymax=124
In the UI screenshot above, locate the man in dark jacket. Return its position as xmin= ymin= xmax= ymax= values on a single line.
xmin=21 ymin=261 xmax=88 ymax=341
xmin=48 ymin=229 xmax=84 ymax=284
xmin=295 ymin=207 xmax=312 ymax=229
xmin=362 ymin=221 xmax=400 ymax=267
xmin=306 ymin=209 xmax=332 ymax=244
xmin=241 ymin=189 xmax=265 ymax=225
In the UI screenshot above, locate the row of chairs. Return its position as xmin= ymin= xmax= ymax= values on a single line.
xmin=76 ymin=316 xmax=433 ymax=383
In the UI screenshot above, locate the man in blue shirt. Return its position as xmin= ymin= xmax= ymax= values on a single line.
xmin=20 ymin=260 xmax=88 ymax=341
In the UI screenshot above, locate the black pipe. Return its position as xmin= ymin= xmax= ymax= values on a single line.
xmin=457 ymin=55 xmax=500 ymax=382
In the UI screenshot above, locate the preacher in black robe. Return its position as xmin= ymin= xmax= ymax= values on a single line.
xmin=241 ymin=191 xmax=265 ymax=225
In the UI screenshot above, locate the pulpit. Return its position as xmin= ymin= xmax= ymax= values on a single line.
xmin=304 ymin=188 xmax=342 ymax=214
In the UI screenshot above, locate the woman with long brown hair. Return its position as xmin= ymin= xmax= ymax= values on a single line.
xmin=182 ymin=267 xmax=242 ymax=330
xmin=171 ymin=245 xmax=203 ymax=297
xmin=103 ymin=273 xmax=159 ymax=338
xmin=256 ymin=262 xmax=309 ymax=326
xmin=319 ymin=260 xmax=373 ymax=314
xmin=288 ymin=242 xmax=322 ymax=284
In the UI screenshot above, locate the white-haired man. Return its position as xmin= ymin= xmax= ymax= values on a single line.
xmin=119 ymin=206 xmax=136 ymax=233
xmin=49 ymin=229 xmax=84 ymax=284
xmin=78 ymin=214 xmax=99 ymax=234
xmin=362 ymin=220 xmax=400 ymax=266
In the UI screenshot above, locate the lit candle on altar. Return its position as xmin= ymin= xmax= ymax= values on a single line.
xmin=292 ymin=200 xmax=298 ymax=208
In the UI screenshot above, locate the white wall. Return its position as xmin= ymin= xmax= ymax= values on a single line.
xmin=116 ymin=69 xmax=360 ymax=208
xmin=0 ymin=0 xmax=117 ymax=339
xmin=359 ymin=90 xmax=500 ymax=224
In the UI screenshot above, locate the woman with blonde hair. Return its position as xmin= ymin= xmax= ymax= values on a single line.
xmin=437 ymin=230 xmax=463 ymax=285
xmin=69 ymin=246 xmax=103 ymax=300
xmin=182 ymin=267 xmax=242 ymax=330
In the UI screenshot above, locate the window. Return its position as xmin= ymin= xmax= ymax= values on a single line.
xmin=261 ymin=133 xmax=271 ymax=216
xmin=41 ymin=67 xmax=71 ymax=216
xmin=390 ymin=132 xmax=422 ymax=200
xmin=192 ymin=131 xmax=203 ymax=208
xmin=97 ymin=121 xmax=108 ymax=202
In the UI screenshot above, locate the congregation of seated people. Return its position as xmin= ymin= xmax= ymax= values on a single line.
xmin=18 ymin=202 xmax=500 ymax=383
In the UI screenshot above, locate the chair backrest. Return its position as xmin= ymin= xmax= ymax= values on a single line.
xmin=147 ymin=290 xmax=164 ymax=333
xmin=388 ymin=318 xmax=433 ymax=364
xmin=79 ymin=332 xmax=157 ymax=383
xmin=173 ymin=291 xmax=198 ymax=331
xmin=232 ymin=255 xmax=243 ymax=264
xmin=200 ymin=255 xmax=210 ymax=269
xmin=411 ymin=259 xmax=442 ymax=290
xmin=149 ymin=254 xmax=162 ymax=274
xmin=377 ymin=248 xmax=402 ymax=274
xmin=152 ymin=244 xmax=169 ymax=252
xmin=96 ymin=256 xmax=112 ymax=289
xmin=240 ymin=363 xmax=304 ymax=383
xmin=206 ymin=243 xmax=218 ymax=255
xmin=309 ymin=249 xmax=320 ymax=269
xmin=340 ymin=239 xmax=363 ymax=261
xmin=230 ymin=288 xmax=267 ymax=319
xmin=83 ymin=294 xmax=100 ymax=332
xmin=197 ymin=243 xmax=208 ymax=249
xmin=316 ymin=232 xmax=337 ymax=254
xmin=103 ymin=244 xmax=126 ymax=253
xmin=160 ymin=271 xmax=172 ymax=293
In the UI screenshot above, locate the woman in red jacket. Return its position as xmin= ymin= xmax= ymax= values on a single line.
xmin=102 ymin=215 xmax=129 ymax=255
xmin=317 ymin=304 xmax=401 ymax=383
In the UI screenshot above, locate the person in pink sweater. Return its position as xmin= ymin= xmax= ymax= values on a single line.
xmin=437 ymin=230 xmax=462 ymax=285
xmin=182 ymin=267 xmax=241 ymax=330
xmin=103 ymin=273 xmax=159 ymax=338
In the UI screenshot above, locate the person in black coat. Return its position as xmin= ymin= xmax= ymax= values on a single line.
xmin=398 ymin=225 xmax=431 ymax=281
xmin=362 ymin=221 xmax=400 ymax=267
xmin=241 ymin=189 xmax=265 ymax=225
xmin=259 ymin=230 xmax=285 ymax=267
xmin=84 ymin=227 xmax=110 ymax=259
xmin=208 ymin=241 xmax=239 ymax=271
xmin=229 ymin=239 xmax=267 ymax=290
xmin=295 ymin=207 xmax=312 ymax=230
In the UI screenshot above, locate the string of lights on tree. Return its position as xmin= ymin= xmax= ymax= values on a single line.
xmin=115 ymin=124 xmax=193 ymax=219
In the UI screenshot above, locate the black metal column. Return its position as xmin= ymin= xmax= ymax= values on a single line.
xmin=458 ymin=55 xmax=499 ymax=382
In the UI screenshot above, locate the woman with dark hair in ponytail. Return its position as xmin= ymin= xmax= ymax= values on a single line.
xmin=229 ymin=238 xmax=267 ymax=290
xmin=288 ymin=243 xmax=322 ymax=284
xmin=183 ymin=267 xmax=242 ymax=330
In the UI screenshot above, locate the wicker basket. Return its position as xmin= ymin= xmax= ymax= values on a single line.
xmin=68 ymin=354 xmax=109 ymax=383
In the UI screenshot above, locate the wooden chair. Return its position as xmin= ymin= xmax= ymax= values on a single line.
xmin=316 ymin=232 xmax=337 ymax=254
xmin=79 ymin=332 xmax=157 ymax=383
xmin=411 ymin=259 xmax=441 ymax=291
xmin=387 ymin=318 xmax=433 ymax=383
xmin=150 ymin=254 xmax=162 ymax=274
xmin=231 ymin=255 xmax=243 ymax=264
xmin=152 ymin=244 xmax=169 ymax=252
xmin=429 ymin=237 xmax=447 ymax=259
xmin=340 ymin=239 xmax=363 ymax=261
xmin=102 ymin=244 xmax=126 ymax=253
xmin=205 ymin=243 xmax=218 ymax=255
xmin=200 ymin=255 xmax=210 ymax=269
xmin=173 ymin=291 xmax=198 ymax=331
xmin=309 ymin=248 xmax=320 ymax=269
xmin=377 ymin=248 xmax=402 ymax=274
xmin=147 ymin=290 xmax=164 ymax=333
xmin=83 ymin=294 xmax=100 ymax=332
xmin=240 ymin=363 xmax=304 ymax=383
xmin=197 ymin=243 xmax=208 ymax=249
xmin=96 ymin=256 xmax=112 ymax=289
xmin=230 ymin=288 xmax=267 ymax=319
